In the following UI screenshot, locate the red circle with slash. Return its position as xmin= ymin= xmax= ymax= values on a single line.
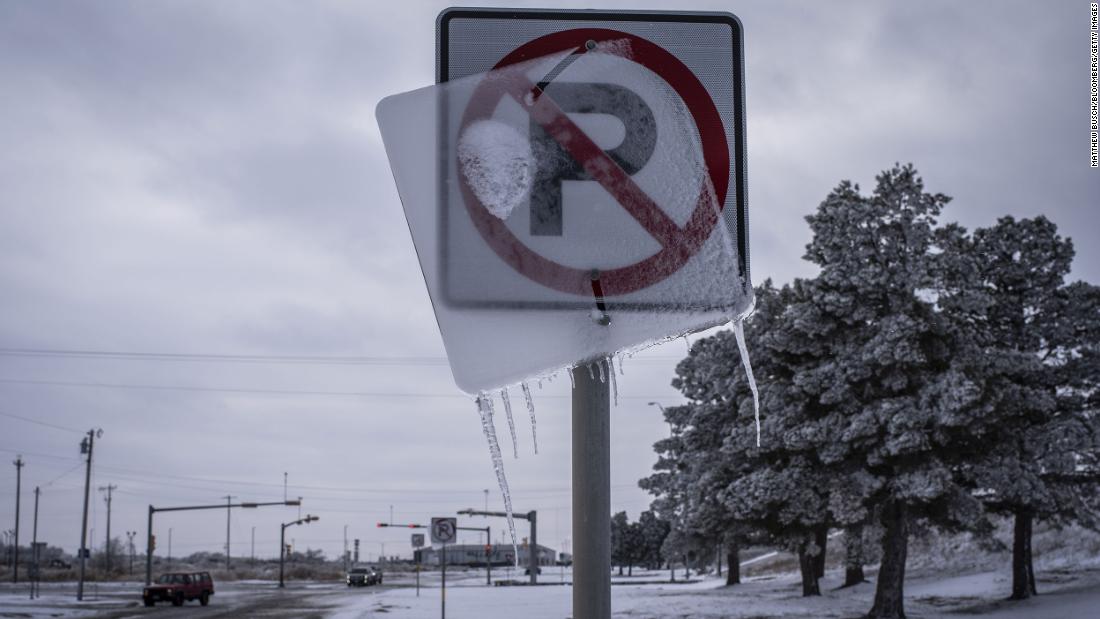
xmin=457 ymin=28 xmax=729 ymax=297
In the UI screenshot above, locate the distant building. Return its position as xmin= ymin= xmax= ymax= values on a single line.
xmin=415 ymin=543 xmax=557 ymax=568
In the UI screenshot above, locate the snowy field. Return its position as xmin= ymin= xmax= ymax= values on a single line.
xmin=2 ymin=565 xmax=1099 ymax=618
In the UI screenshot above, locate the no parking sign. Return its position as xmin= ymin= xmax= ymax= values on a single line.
xmin=378 ymin=9 xmax=751 ymax=393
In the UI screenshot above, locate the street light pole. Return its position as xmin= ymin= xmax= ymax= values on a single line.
xmin=30 ymin=487 xmax=40 ymax=599
xmin=279 ymin=515 xmax=318 ymax=588
xmin=126 ymin=531 xmax=136 ymax=576
xmin=98 ymin=484 xmax=117 ymax=573
xmin=12 ymin=456 xmax=23 ymax=584
xmin=223 ymin=495 xmax=236 ymax=570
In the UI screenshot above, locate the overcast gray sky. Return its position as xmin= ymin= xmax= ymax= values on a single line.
xmin=2 ymin=0 xmax=1097 ymax=563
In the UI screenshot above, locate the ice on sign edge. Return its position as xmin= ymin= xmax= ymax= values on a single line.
xmin=375 ymin=43 xmax=752 ymax=396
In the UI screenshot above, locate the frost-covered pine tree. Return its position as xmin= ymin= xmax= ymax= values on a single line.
xmin=935 ymin=216 xmax=1100 ymax=600
xmin=780 ymin=165 xmax=999 ymax=619
xmin=647 ymin=281 xmax=840 ymax=596
xmin=637 ymin=510 xmax=671 ymax=571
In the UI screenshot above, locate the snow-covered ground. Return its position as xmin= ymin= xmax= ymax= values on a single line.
xmin=3 ymin=564 xmax=1099 ymax=618
xmin=332 ymin=566 xmax=1100 ymax=619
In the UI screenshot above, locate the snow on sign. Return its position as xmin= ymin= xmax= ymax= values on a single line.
xmin=376 ymin=9 xmax=751 ymax=394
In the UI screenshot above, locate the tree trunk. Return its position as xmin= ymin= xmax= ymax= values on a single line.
xmin=798 ymin=541 xmax=821 ymax=597
xmin=628 ymin=562 xmax=633 ymax=577
xmin=814 ymin=526 xmax=828 ymax=579
xmin=726 ymin=539 xmax=740 ymax=586
xmin=867 ymin=500 xmax=908 ymax=619
xmin=843 ymin=523 xmax=867 ymax=587
xmin=618 ymin=564 xmax=623 ymax=576
xmin=1010 ymin=509 xmax=1037 ymax=600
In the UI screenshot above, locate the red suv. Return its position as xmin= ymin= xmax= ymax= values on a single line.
xmin=142 ymin=571 xmax=214 ymax=607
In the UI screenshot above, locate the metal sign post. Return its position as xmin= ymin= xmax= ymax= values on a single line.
xmin=572 ymin=363 xmax=611 ymax=618
xmin=431 ymin=518 xmax=457 ymax=619
xmin=411 ymin=533 xmax=425 ymax=596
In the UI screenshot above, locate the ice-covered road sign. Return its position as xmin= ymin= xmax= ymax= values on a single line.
xmin=376 ymin=9 xmax=751 ymax=393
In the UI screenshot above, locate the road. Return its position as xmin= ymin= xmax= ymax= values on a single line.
xmin=0 ymin=580 xmax=398 ymax=618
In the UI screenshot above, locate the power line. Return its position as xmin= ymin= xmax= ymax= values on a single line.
xmin=96 ymin=463 xmax=640 ymax=497
xmin=0 ymin=347 xmax=449 ymax=366
xmin=0 ymin=377 xmax=677 ymax=400
xmin=0 ymin=346 xmax=679 ymax=366
xmin=0 ymin=410 xmax=84 ymax=434
xmin=0 ymin=446 xmax=80 ymax=462
xmin=0 ymin=377 xmax=470 ymax=398
xmin=43 ymin=461 xmax=87 ymax=487
xmin=0 ymin=447 xmax=642 ymax=497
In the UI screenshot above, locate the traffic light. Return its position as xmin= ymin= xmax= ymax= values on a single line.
xmin=150 ymin=535 xmax=156 ymax=551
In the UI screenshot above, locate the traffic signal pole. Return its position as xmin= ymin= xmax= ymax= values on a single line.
xmin=455 ymin=510 xmax=538 ymax=584
xmin=378 ymin=522 xmax=492 ymax=585
xmin=572 ymin=363 xmax=611 ymax=619
xmin=145 ymin=499 xmax=300 ymax=585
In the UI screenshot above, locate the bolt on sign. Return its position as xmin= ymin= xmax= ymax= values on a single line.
xmin=377 ymin=9 xmax=751 ymax=394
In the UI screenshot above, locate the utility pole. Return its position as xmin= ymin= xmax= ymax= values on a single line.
xmin=12 ymin=456 xmax=23 ymax=584
xmin=223 ymin=495 xmax=235 ymax=570
xmin=126 ymin=531 xmax=136 ymax=576
xmin=343 ymin=525 xmax=348 ymax=573
xmin=251 ymin=526 xmax=255 ymax=564
xmin=30 ymin=487 xmax=40 ymax=599
xmin=167 ymin=528 xmax=172 ymax=566
xmin=77 ymin=429 xmax=101 ymax=601
xmin=98 ymin=484 xmax=117 ymax=573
